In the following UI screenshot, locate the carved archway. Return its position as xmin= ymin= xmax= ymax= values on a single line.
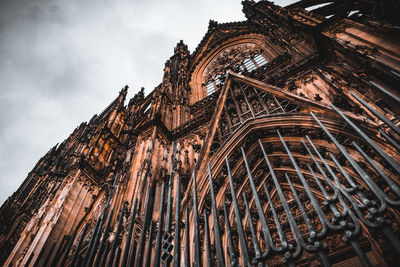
xmin=189 ymin=34 xmax=285 ymax=104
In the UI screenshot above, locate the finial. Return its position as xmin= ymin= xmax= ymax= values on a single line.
xmin=174 ymin=40 xmax=189 ymax=55
xmin=208 ymin=19 xmax=218 ymax=29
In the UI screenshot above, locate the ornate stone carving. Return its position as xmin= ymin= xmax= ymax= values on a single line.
xmin=203 ymin=43 xmax=262 ymax=82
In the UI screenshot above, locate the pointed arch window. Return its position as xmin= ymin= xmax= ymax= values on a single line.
xmin=206 ymin=74 xmax=223 ymax=95
xmin=243 ymin=58 xmax=257 ymax=71
xmin=235 ymin=54 xmax=268 ymax=74
xmin=205 ymin=53 xmax=268 ymax=95
xmin=253 ymin=53 xmax=268 ymax=67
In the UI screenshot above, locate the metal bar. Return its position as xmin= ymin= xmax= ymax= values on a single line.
xmin=307 ymin=163 xmax=330 ymax=198
xmin=262 ymin=183 xmax=289 ymax=249
xmin=154 ymin=183 xmax=165 ymax=267
xmin=173 ymin=175 xmax=181 ymax=267
xmin=242 ymin=193 xmax=263 ymax=267
xmin=306 ymin=142 xmax=353 ymax=230
xmin=306 ymin=164 xmax=341 ymax=218
xmin=136 ymin=185 xmax=153 ymax=267
xmin=327 ymin=151 xmax=368 ymax=199
xmin=350 ymin=91 xmax=400 ymax=136
xmin=324 ymin=148 xmax=372 ymax=214
xmin=381 ymin=226 xmax=400 ymax=254
xmin=70 ymin=223 xmax=89 ymax=267
xmin=223 ymin=202 xmax=238 ymax=266
xmin=144 ymin=220 xmax=154 ymax=267
xmin=324 ymin=150 xmax=391 ymax=245
xmin=107 ymin=204 xmax=126 ymax=267
xmin=185 ymin=206 xmax=190 ymax=267
xmin=203 ymin=210 xmax=213 ymax=267
xmin=192 ymin=170 xmax=202 ymax=267
xmin=50 ymin=235 xmax=67 ymax=266
xmin=301 ymin=139 xmax=338 ymax=201
xmin=112 ymin=173 xmax=119 ymax=189
xmin=86 ymin=216 xmax=106 ymax=267
xmin=286 ymin=172 xmax=332 ymax=267
xmin=225 ymin=156 xmax=251 ymax=266
xmin=350 ymin=240 xmax=372 ymax=267
xmin=285 ymin=176 xmax=315 ymax=238
xmin=121 ymin=200 xmax=138 ymax=267
xmin=161 ymin=142 xmax=176 ymax=267
xmin=94 ymin=209 xmax=115 ymax=267
xmin=330 ymin=103 xmax=400 ymax=174
xmin=60 ymin=229 xmax=77 ymax=267
xmin=165 ymin=142 xmax=175 ymax=233
xmin=42 ymin=242 xmax=56 ymax=267
xmin=83 ymin=217 xmax=102 ymax=267
xmin=317 ymin=248 xmax=331 ymax=267
xmin=207 ymin=163 xmax=226 ymax=266
xmin=310 ymin=112 xmax=387 ymax=212
xmin=97 ymin=207 xmax=114 ymax=266
xmin=370 ymin=81 xmax=400 ymax=104
xmin=99 ymin=240 xmax=111 ymax=267
xmin=379 ymin=129 xmax=400 ymax=153
xmin=353 ymin=141 xmax=400 ymax=199
xmin=309 ymin=115 xmax=400 ymax=257
xmin=113 ymin=247 xmax=122 ymax=267
xmin=76 ymin=255 xmax=84 ymax=266
xmin=305 ymin=136 xmax=356 ymax=189
xmin=275 ymin=133 xmax=332 ymax=234
xmin=286 ymin=172 xmax=334 ymax=267
xmin=326 ymin=151 xmax=381 ymax=228
xmin=241 ymin=145 xmax=275 ymax=256
xmin=128 ymin=241 xmax=138 ymax=267
xmin=391 ymin=70 xmax=400 ymax=78
xmin=266 ymin=159 xmax=310 ymax=262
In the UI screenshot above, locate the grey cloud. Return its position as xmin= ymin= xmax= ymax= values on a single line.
xmin=0 ymin=0 xmax=295 ymax=204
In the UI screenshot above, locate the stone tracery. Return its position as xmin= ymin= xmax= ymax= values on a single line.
xmin=1 ymin=0 xmax=400 ymax=266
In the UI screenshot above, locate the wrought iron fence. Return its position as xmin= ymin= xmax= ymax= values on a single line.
xmin=33 ymin=92 xmax=400 ymax=267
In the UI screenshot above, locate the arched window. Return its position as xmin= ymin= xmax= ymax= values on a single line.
xmin=238 ymin=54 xmax=268 ymax=73
xmin=243 ymin=57 xmax=256 ymax=71
xmin=206 ymin=74 xmax=223 ymax=95
xmin=205 ymin=53 xmax=268 ymax=95
xmin=253 ymin=53 xmax=268 ymax=67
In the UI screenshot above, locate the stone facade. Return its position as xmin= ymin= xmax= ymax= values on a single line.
xmin=1 ymin=1 xmax=400 ymax=266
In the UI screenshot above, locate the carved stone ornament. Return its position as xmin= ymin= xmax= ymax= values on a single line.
xmin=203 ymin=43 xmax=262 ymax=82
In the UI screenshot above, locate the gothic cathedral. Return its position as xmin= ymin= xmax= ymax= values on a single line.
xmin=1 ymin=1 xmax=400 ymax=266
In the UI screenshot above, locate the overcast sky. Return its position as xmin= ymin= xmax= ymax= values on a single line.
xmin=0 ymin=0 xmax=295 ymax=205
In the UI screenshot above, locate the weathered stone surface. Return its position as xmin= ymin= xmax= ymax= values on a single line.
xmin=1 ymin=1 xmax=400 ymax=266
